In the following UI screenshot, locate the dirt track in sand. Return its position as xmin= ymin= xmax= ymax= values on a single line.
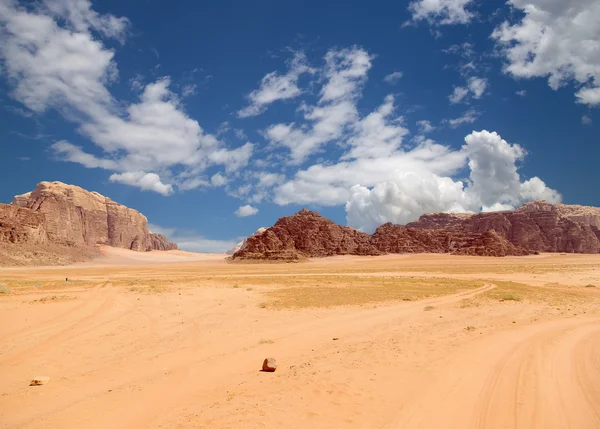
xmin=1 ymin=250 xmax=599 ymax=428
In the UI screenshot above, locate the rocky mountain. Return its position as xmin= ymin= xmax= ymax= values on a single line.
xmin=232 ymin=209 xmax=533 ymax=261
xmin=232 ymin=209 xmax=381 ymax=261
xmin=225 ymin=227 xmax=268 ymax=255
xmin=370 ymin=224 xmax=532 ymax=257
xmin=407 ymin=201 xmax=600 ymax=254
xmin=0 ymin=181 xmax=177 ymax=265
xmin=233 ymin=201 xmax=600 ymax=261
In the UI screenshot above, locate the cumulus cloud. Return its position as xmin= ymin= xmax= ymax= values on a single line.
xmin=0 ymin=0 xmax=252 ymax=194
xmin=493 ymin=0 xmax=600 ymax=106
xmin=109 ymin=172 xmax=173 ymax=196
xmin=416 ymin=120 xmax=436 ymax=134
xmin=582 ymin=115 xmax=592 ymax=125
xmin=384 ymin=71 xmax=403 ymax=84
xmin=264 ymin=47 xmax=373 ymax=164
xmin=445 ymin=109 xmax=480 ymax=128
xmin=274 ymin=140 xmax=467 ymax=206
xmin=449 ymin=77 xmax=488 ymax=104
xmin=345 ymin=130 xmax=561 ymax=232
xmin=237 ymin=52 xmax=315 ymax=118
xmin=408 ymin=0 xmax=475 ymax=25
xmin=235 ymin=204 xmax=259 ymax=217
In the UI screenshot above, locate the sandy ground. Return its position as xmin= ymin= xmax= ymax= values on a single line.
xmin=1 ymin=250 xmax=599 ymax=428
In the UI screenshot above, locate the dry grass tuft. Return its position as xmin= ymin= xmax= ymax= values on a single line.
xmin=129 ymin=285 xmax=168 ymax=294
xmin=30 ymin=295 xmax=75 ymax=303
xmin=0 ymin=283 xmax=11 ymax=294
xmin=265 ymin=278 xmax=483 ymax=309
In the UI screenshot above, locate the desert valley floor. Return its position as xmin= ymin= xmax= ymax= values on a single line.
xmin=1 ymin=249 xmax=600 ymax=429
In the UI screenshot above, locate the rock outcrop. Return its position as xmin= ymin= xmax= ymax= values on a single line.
xmin=232 ymin=209 xmax=533 ymax=261
xmin=370 ymin=224 xmax=533 ymax=257
xmin=226 ymin=227 xmax=268 ymax=255
xmin=407 ymin=201 xmax=600 ymax=254
xmin=0 ymin=181 xmax=177 ymax=265
xmin=233 ymin=201 xmax=600 ymax=261
xmin=233 ymin=209 xmax=381 ymax=261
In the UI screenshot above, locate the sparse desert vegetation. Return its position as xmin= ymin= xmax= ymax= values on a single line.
xmin=1 ymin=251 xmax=599 ymax=428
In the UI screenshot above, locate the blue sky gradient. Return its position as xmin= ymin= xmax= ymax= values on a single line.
xmin=0 ymin=0 xmax=597 ymax=251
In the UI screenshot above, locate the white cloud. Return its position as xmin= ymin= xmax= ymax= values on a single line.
xmin=449 ymin=86 xmax=469 ymax=104
xmin=211 ymin=172 xmax=228 ymax=187
xmin=43 ymin=0 xmax=130 ymax=42
xmin=582 ymin=114 xmax=592 ymax=125
xmin=0 ymin=0 xmax=252 ymax=195
xmin=516 ymin=90 xmax=527 ymax=97
xmin=235 ymin=204 xmax=259 ymax=217
xmin=148 ymin=223 xmax=238 ymax=253
xmin=342 ymin=95 xmax=409 ymax=160
xmin=468 ymin=77 xmax=487 ymax=98
xmin=264 ymin=46 xmax=373 ymax=164
xmin=449 ymin=76 xmax=487 ymax=104
xmin=493 ymin=0 xmax=600 ymax=106
xmin=408 ymin=0 xmax=475 ymax=25
xmin=237 ymin=52 xmax=315 ymax=118
xmin=384 ymin=71 xmax=403 ymax=83
xmin=181 ymin=83 xmax=197 ymax=98
xmin=445 ymin=109 xmax=480 ymax=127
xmin=274 ymin=140 xmax=467 ymax=206
xmin=51 ymin=140 xmax=118 ymax=169
xmin=346 ymin=171 xmax=469 ymax=232
xmin=345 ymin=130 xmax=561 ymax=232
xmin=417 ymin=120 xmax=436 ymax=133
xmin=109 ymin=171 xmax=173 ymax=196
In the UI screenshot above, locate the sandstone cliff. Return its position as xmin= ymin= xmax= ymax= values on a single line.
xmin=0 ymin=181 xmax=177 ymax=265
xmin=407 ymin=201 xmax=600 ymax=254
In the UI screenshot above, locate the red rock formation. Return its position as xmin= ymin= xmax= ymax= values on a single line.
xmin=233 ymin=209 xmax=534 ymax=261
xmin=407 ymin=201 xmax=600 ymax=254
xmin=232 ymin=209 xmax=380 ymax=260
xmin=370 ymin=223 xmax=533 ymax=257
xmin=0 ymin=181 xmax=177 ymax=261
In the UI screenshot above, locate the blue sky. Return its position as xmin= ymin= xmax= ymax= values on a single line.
xmin=0 ymin=0 xmax=598 ymax=252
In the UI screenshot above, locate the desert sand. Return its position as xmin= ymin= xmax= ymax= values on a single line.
xmin=1 ymin=249 xmax=599 ymax=428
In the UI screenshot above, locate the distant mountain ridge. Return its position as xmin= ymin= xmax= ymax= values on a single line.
xmin=232 ymin=202 xmax=600 ymax=261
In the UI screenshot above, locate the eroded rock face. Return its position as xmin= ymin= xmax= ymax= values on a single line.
xmin=234 ymin=201 xmax=600 ymax=261
xmin=0 ymin=204 xmax=47 ymax=245
xmin=226 ymin=227 xmax=268 ymax=255
xmin=407 ymin=201 xmax=600 ymax=254
xmin=1 ymin=181 xmax=177 ymax=252
xmin=233 ymin=209 xmax=380 ymax=260
xmin=370 ymin=223 xmax=533 ymax=257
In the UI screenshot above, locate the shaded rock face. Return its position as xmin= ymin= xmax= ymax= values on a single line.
xmin=226 ymin=227 xmax=268 ymax=255
xmin=0 ymin=204 xmax=47 ymax=245
xmin=234 ymin=201 xmax=600 ymax=261
xmin=1 ymin=182 xmax=177 ymax=252
xmin=407 ymin=201 xmax=600 ymax=254
xmin=233 ymin=209 xmax=380 ymax=260
xmin=233 ymin=209 xmax=532 ymax=261
xmin=370 ymin=224 xmax=533 ymax=257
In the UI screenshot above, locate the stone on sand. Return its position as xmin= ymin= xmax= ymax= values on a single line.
xmin=262 ymin=358 xmax=277 ymax=372
xmin=30 ymin=376 xmax=50 ymax=386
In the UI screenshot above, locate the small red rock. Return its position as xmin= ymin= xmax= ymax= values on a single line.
xmin=262 ymin=358 xmax=277 ymax=372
